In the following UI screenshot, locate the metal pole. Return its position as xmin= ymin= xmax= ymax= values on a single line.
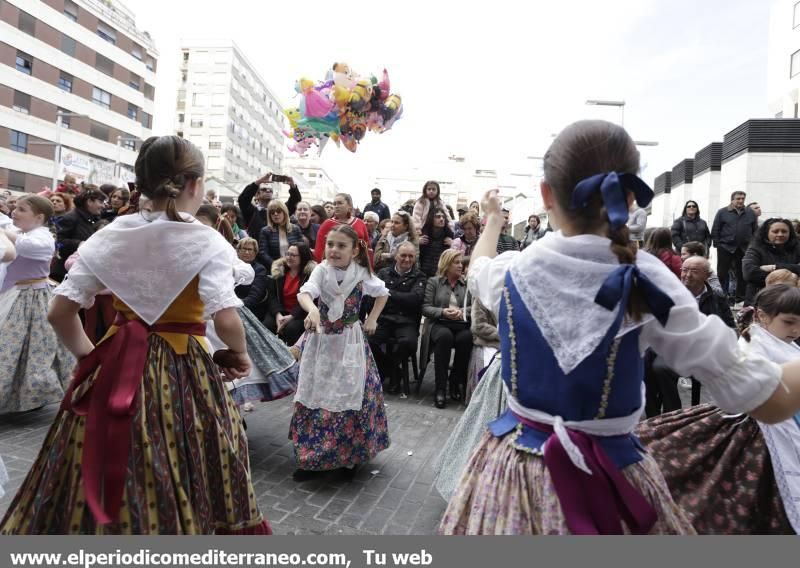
xmin=51 ymin=114 xmax=63 ymax=191
xmin=115 ymin=136 xmax=121 ymax=182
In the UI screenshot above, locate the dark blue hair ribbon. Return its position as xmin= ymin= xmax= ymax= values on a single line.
xmin=569 ymin=172 xmax=655 ymax=231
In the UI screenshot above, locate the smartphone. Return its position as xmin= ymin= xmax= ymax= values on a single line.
xmin=127 ymin=182 xmax=136 ymax=192
xmin=271 ymin=174 xmax=291 ymax=184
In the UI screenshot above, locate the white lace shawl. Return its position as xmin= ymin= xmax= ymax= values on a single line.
xmin=299 ymin=261 xmax=389 ymax=321
xmin=469 ymin=231 xmax=782 ymax=414
xmin=55 ymin=212 xmax=253 ymax=324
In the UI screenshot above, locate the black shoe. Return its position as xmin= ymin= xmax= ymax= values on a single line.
xmin=385 ymin=382 xmax=401 ymax=395
xmin=449 ymin=384 xmax=462 ymax=402
xmin=337 ymin=466 xmax=358 ymax=481
xmin=292 ymin=469 xmax=321 ymax=482
xmin=435 ymin=391 xmax=446 ymax=409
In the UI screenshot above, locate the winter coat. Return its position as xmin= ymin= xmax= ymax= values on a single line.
xmin=257 ymin=224 xmax=305 ymax=271
xmin=52 ymin=207 xmax=99 ymax=281
xmin=520 ymin=226 xmax=545 ymax=249
xmin=267 ymin=257 xmax=317 ymax=319
xmin=237 ymin=181 xmax=302 ymax=239
xmin=742 ymin=238 xmax=800 ymax=305
xmin=297 ymin=222 xmax=320 ymax=250
xmin=711 ymin=205 xmax=758 ymax=253
xmin=422 ymin=276 xmax=471 ymax=323
xmin=375 ymin=264 xmax=427 ymax=327
xmin=655 ymin=249 xmax=683 ymax=279
xmin=235 ymin=260 xmax=269 ymax=320
xmin=419 ymin=229 xmax=453 ymax=277
xmin=696 ymin=283 xmax=736 ymax=329
xmin=471 ymin=298 xmax=499 ymax=348
xmin=363 ymin=200 xmax=391 ymax=222
xmin=671 ymin=215 xmax=712 ymax=252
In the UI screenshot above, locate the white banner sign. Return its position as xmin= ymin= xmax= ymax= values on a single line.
xmin=59 ymin=149 xmax=132 ymax=187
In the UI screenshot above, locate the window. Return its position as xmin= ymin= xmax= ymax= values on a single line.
xmin=92 ymin=87 xmax=111 ymax=109
xmin=127 ymin=103 xmax=138 ymax=120
xmin=144 ymin=84 xmax=155 ymax=100
xmin=178 ymin=113 xmax=185 ymax=123
xmin=60 ymin=34 xmax=76 ymax=57
xmin=97 ymin=22 xmax=117 ymax=45
xmin=64 ymin=0 xmax=78 ymax=21
xmin=121 ymin=137 xmax=136 ymax=150
xmin=146 ymin=58 xmax=155 ymax=72
xmin=209 ymin=141 xmax=222 ymax=150
xmin=190 ymin=119 xmax=204 ymax=128
xmin=131 ymin=45 xmax=143 ymax=61
xmin=89 ymin=122 xmax=109 ymax=142
xmin=12 ymin=91 xmax=31 ymax=114
xmin=96 ymin=54 xmax=114 ymax=76
xmin=182 ymin=51 xmax=189 ymax=62
xmin=10 ymin=131 xmax=28 ymax=153
xmin=58 ymin=108 xmax=72 ymax=129
xmin=212 ymin=93 xmax=226 ymax=107
xmin=15 ymin=51 xmax=32 ymax=75
xmin=210 ymin=114 xmax=225 ymax=128
xmin=129 ymin=73 xmax=140 ymax=91
xmin=8 ymin=171 xmax=26 ymax=192
xmin=795 ymin=2 xmax=800 ymax=28
xmin=192 ymin=93 xmax=208 ymax=106
xmin=18 ymin=11 xmax=36 ymax=35
xmin=792 ymin=49 xmax=800 ymax=78
xmin=58 ymin=71 xmax=73 ymax=92
xmin=141 ymin=112 xmax=152 ymax=129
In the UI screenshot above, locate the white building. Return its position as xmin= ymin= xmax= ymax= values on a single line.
xmin=284 ymin=157 xmax=340 ymax=205
xmin=1 ymin=0 xmax=157 ymax=192
xmin=768 ymin=0 xmax=800 ymax=118
xmin=175 ymin=39 xmax=285 ymax=198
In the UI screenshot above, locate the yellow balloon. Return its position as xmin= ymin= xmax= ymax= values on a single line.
xmin=284 ymin=108 xmax=301 ymax=129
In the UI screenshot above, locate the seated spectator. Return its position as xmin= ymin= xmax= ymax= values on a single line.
xmin=742 ymin=218 xmax=800 ymax=306
xmin=450 ymin=212 xmax=480 ymax=267
xmin=293 ymin=201 xmax=319 ymax=249
xmin=234 ymin=238 xmax=269 ymax=320
xmin=364 ymin=211 xmax=381 ymax=249
xmin=368 ymin=242 xmax=427 ymax=394
xmin=419 ymin=207 xmax=454 ymax=277
xmin=221 ymin=204 xmax=248 ymax=241
xmin=374 ymin=211 xmax=419 ymax=272
xmin=422 ymin=250 xmax=472 ymax=409
xmin=680 ymin=241 xmax=723 ymax=293
xmin=645 ymin=227 xmax=681 ymax=278
xmin=266 ymin=243 xmax=316 ymax=346
xmin=766 ymin=268 xmax=800 ymax=287
xmin=258 ymin=201 xmax=304 ymax=270
xmin=196 ymin=204 xmax=235 ymax=245
xmin=465 ymin=297 xmax=499 ymax=405
xmin=644 ymin=256 xmax=735 ymax=416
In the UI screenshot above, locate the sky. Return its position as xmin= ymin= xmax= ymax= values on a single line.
xmin=134 ymin=0 xmax=775 ymax=206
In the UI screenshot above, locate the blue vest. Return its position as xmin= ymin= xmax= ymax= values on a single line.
xmin=488 ymin=267 xmax=672 ymax=469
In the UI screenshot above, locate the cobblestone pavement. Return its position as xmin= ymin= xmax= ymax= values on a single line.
xmin=0 ymin=370 xmax=712 ymax=535
xmin=0 ymin=371 xmax=462 ymax=535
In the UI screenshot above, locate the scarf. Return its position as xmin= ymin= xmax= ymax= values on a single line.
xmin=385 ymin=232 xmax=409 ymax=256
xmin=319 ymin=261 xmax=368 ymax=321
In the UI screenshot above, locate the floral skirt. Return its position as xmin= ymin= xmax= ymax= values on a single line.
xmin=289 ymin=341 xmax=390 ymax=471
xmin=438 ymin=433 xmax=695 ymax=534
xmin=228 ymin=308 xmax=298 ymax=405
xmin=0 ymin=335 xmax=268 ymax=534
xmin=0 ymin=286 xmax=74 ymax=414
xmin=636 ymin=403 xmax=793 ymax=534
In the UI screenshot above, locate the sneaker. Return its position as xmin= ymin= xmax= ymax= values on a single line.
xmin=678 ymin=378 xmax=692 ymax=389
xmin=242 ymin=402 xmax=255 ymax=412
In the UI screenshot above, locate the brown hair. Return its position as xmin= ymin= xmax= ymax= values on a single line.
xmin=134 ymin=135 xmax=205 ymax=222
xmin=326 ymin=223 xmax=372 ymax=274
xmin=544 ymin=119 xmax=647 ymax=320
xmin=766 ymin=269 xmax=800 ymax=288
xmin=49 ymin=192 xmax=73 ymax=212
xmin=392 ymin=211 xmax=419 ymax=244
xmin=196 ymin=204 xmax=234 ymax=244
xmin=459 ymin=211 xmax=481 ymax=232
xmin=17 ymin=194 xmax=54 ymax=224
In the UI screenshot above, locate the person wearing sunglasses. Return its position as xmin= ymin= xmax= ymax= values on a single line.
xmin=671 ymin=200 xmax=711 ymax=254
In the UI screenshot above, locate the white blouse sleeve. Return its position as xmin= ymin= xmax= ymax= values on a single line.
xmin=362 ymin=273 xmax=390 ymax=298
xmin=198 ymin=245 xmax=245 ymax=318
xmin=467 ymin=251 xmax=520 ymax=319
xmin=15 ymin=228 xmax=54 ymax=262
xmin=640 ymin=299 xmax=782 ymax=414
xmin=53 ymin=255 xmax=105 ymax=309
xmin=299 ymin=264 xmax=326 ymax=300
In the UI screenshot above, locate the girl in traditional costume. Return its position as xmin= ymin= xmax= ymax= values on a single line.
xmin=0 ymin=228 xmax=15 ymax=498
xmin=0 ymin=195 xmax=74 ymax=414
xmin=637 ymin=283 xmax=800 ymax=534
xmin=0 ymin=135 xmax=271 ymax=534
xmin=439 ymin=120 xmax=800 ymax=535
xmin=290 ymin=224 xmax=390 ymax=481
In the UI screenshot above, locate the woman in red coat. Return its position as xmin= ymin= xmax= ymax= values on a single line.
xmin=646 ymin=227 xmax=682 ymax=278
xmin=313 ymin=193 xmax=371 ymax=264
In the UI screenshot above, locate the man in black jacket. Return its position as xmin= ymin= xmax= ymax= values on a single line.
xmin=238 ymin=173 xmax=302 ymax=239
xmin=645 ymin=256 xmax=735 ymax=416
xmin=711 ymin=190 xmax=758 ymax=304
xmin=363 ymin=188 xmax=390 ymax=222
xmin=369 ymin=242 xmax=427 ymax=394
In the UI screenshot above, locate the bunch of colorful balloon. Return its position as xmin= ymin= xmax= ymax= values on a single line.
xmin=283 ymin=62 xmax=403 ymax=156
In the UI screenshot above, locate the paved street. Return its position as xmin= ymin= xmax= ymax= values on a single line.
xmin=0 ymin=368 xmax=708 ymax=535
xmin=0 ymin=372 xmax=462 ymax=535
